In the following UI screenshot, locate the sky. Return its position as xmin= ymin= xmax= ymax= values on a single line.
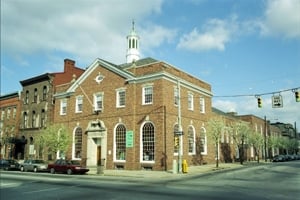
xmin=1 ymin=0 xmax=300 ymax=128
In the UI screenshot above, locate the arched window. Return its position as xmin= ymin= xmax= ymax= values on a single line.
xmin=199 ymin=127 xmax=207 ymax=155
xmin=23 ymin=112 xmax=28 ymax=128
xmin=188 ymin=126 xmax=196 ymax=154
xmin=41 ymin=109 xmax=46 ymax=127
xmin=33 ymin=88 xmax=38 ymax=103
xmin=43 ymin=86 xmax=47 ymax=100
xmin=73 ymin=127 xmax=82 ymax=159
xmin=141 ymin=122 xmax=155 ymax=161
xmin=25 ymin=90 xmax=29 ymax=104
xmin=115 ymin=124 xmax=126 ymax=161
xmin=174 ymin=124 xmax=179 ymax=154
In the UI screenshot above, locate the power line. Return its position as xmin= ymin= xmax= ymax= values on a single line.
xmin=213 ymin=87 xmax=300 ymax=98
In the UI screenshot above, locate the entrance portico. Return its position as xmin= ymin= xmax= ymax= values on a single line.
xmin=86 ymin=120 xmax=106 ymax=173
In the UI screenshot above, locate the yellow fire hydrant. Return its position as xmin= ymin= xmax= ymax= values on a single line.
xmin=182 ymin=159 xmax=188 ymax=173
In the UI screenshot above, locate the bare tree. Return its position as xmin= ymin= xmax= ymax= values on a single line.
xmin=248 ymin=131 xmax=264 ymax=163
xmin=207 ymin=117 xmax=226 ymax=168
xmin=230 ymin=121 xmax=251 ymax=165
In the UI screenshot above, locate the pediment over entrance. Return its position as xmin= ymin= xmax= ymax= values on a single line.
xmin=86 ymin=120 xmax=106 ymax=133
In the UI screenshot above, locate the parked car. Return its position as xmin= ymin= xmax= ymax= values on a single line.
xmin=0 ymin=159 xmax=20 ymax=170
xmin=272 ymin=155 xmax=285 ymax=162
xmin=48 ymin=159 xmax=89 ymax=175
xmin=20 ymin=159 xmax=49 ymax=172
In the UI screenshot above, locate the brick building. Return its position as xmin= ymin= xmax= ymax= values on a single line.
xmin=0 ymin=92 xmax=22 ymax=159
xmin=19 ymin=59 xmax=84 ymax=159
xmin=53 ymin=56 xmax=213 ymax=172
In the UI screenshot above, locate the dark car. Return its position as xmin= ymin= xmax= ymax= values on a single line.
xmin=272 ymin=155 xmax=285 ymax=162
xmin=0 ymin=159 xmax=20 ymax=170
xmin=20 ymin=159 xmax=49 ymax=172
xmin=48 ymin=159 xmax=89 ymax=175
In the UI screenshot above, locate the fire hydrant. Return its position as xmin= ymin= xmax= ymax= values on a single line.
xmin=182 ymin=159 xmax=188 ymax=173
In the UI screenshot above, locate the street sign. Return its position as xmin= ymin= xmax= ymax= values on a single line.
xmin=272 ymin=95 xmax=283 ymax=108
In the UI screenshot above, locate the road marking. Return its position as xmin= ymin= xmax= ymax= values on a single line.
xmin=23 ymin=187 xmax=61 ymax=194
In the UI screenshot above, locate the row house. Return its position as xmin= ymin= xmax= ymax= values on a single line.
xmin=0 ymin=92 xmax=22 ymax=159
xmin=18 ymin=59 xmax=84 ymax=159
xmin=53 ymin=57 xmax=213 ymax=172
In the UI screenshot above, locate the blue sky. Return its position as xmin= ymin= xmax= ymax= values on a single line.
xmin=1 ymin=0 xmax=300 ymax=127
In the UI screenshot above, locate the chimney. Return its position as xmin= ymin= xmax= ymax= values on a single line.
xmin=64 ymin=58 xmax=75 ymax=72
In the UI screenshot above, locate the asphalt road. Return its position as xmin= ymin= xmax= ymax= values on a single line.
xmin=1 ymin=161 xmax=299 ymax=200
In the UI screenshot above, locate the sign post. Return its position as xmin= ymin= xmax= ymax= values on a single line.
xmin=126 ymin=131 xmax=134 ymax=148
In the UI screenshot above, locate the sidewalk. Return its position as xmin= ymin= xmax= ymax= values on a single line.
xmin=100 ymin=163 xmax=247 ymax=180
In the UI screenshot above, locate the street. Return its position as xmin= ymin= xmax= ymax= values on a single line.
xmin=1 ymin=161 xmax=299 ymax=200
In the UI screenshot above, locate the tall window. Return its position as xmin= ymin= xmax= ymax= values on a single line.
xmin=115 ymin=124 xmax=126 ymax=161
xmin=141 ymin=122 xmax=155 ymax=161
xmin=143 ymin=85 xmax=153 ymax=105
xmin=174 ymin=124 xmax=179 ymax=154
xmin=73 ymin=127 xmax=82 ymax=159
xmin=7 ymin=108 xmax=11 ymax=119
xmin=75 ymin=96 xmax=83 ymax=113
xmin=25 ymin=90 xmax=29 ymax=104
xmin=13 ymin=107 xmax=16 ymax=119
xmin=199 ymin=97 xmax=205 ymax=113
xmin=33 ymin=88 xmax=38 ymax=103
xmin=23 ymin=112 xmax=28 ymax=128
xmin=32 ymin=111 xmax=36 ymax=128
xmin=94 ymin=93 xmax=103 ymax=111
xmin=188 ymin=92 xmax=194 ymax=110
xmin=43 ymin=86 xmax=47 ymax=101
xmin=116 ymin=89 xmax=126 ymax=108
xmin=174 ymin=87 xmax=179 ymax=106
xmin=200 ymin=128 xmax=207 ymax=155
xmin=41 ymin=109 xmax=46 ymax=127
xmin=60 ymin=99 xmax=67 ymax=115
xmin=188 ymin=126 xmax=196 ymax=154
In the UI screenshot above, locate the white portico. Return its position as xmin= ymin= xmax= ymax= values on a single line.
xmin=85 ymin=120 xmax=107 ymax=172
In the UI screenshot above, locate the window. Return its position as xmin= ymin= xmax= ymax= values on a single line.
xmin=94 ymin=93 xmax=103 ymax=111
xmin=60 ymin=99 xmax=67 ymax=115
xmin=141 ymin=122 xmax=155 ymax=161
xmin=23 ymin=112 xmax=28 ymax=128
xmin=33 ymin=88 xmax=38 ymax=103
xmin=7 ymin=108 xmax=11 ymax=119
xmin=41 ymin=109 xmax=46 ymax=127
xmin=73 ymin=127 xmax=82 ymax=159
xmin=115 ymin=124 xmax=126 ymax=161
xmin=32 ymin=111 xmax=36 ymax=128
xmin=75 ymin=96 xmax=83 ymax=113
xmin=25 ymin=90 xmax=29 ymax=104
xmin=188 ymin=126 xmax=196 ymax=154
xmin=199 ymin=128 xmax=207 ymax=155
xmin=174 ymin=87 xmax=179 ymax=106
xmin=199 ymin=97 xmax=205 ymax=113
xmin=174 ymin=124 xmax=179 ymax=154
xmin=43 ymin=86 xmax=47 ymax=101
xmin=13 ymin=107 xmax=16 ymax=119
xmin=1 ymin=110 xmax=4 ymax=120
xmin=143 ymin=86 xmax=153 ymax=105
xmin=116 ymin=89 xmax=126 ymax=108
xmin=188 ymin=92 xmax=194 ymax=110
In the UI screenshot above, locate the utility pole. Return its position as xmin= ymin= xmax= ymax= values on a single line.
xmin=177 ymin=80 xmax=183 ymax=173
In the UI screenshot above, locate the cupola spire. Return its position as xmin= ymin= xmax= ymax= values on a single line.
xmin=126 ymin=20 xmax=140 ymax=63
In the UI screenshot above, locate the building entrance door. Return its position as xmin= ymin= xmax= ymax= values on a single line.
xmin=97 ymin=146 xmax=101 ymax=166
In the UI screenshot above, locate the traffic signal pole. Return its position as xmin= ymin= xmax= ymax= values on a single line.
xmin=177 ymin=80 xmax=183 ymax=173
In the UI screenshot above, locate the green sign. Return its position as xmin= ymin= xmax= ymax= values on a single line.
xmin=126 ymin=131 xmax=134 ymax=147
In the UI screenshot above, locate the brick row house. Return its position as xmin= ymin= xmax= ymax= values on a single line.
xmin=18 ymin=59 xmax=84 ymax=160
xmin=0 ymin=92 xmax=22 ymax=159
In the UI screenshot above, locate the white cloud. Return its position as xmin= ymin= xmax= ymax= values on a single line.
xmin=1 ymin=0 xmax=164 ymax=65
xmin=177 ymin=16 xmax=238 ymax=52
xmin=260 ymin=0 xmax=300 ymax=39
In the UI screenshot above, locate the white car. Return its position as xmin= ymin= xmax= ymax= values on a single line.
xmin=20 ymin=159 xmax=49 ymax=172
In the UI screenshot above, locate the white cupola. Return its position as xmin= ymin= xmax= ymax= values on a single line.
xmin=126 ymin=21 xmax=140 ymax=63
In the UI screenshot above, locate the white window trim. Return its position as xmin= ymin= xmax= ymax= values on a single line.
xmin=116 ymin=88 xmax=126 ymax=108
xmin=188 ymin=92 xmax=194 ymax=111
xmin=60 ymin=99 xmax=67 ymax=115
xmin=140 ymin=121 xmax=155 ymax=164
xmin=142 ymin=85 xmax=153 ymax=105
xmin=93 ymin=92 xmax=104 ymax=112
xmin=188 ymin=126 xmax=196 ymax=155
xmin=200 ymin=97 xmax=205 ymax=113
xmin=75 ymin=95 xmax=83 ymax=113
xmin=200 ymin=127 xmax=207 ymax=155
xmin=113 ymin=123 xmax=126 ymax=163
xmin=72 ymin=127 xmax=82 ymax=160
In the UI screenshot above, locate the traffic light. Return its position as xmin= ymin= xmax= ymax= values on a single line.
xmin=257 ymin=97 xmax=262 ymax=108
xmin=296 ymin=91 xmax=300 ymax=102
xmin=174 ymin=136 xmax=179 ymax=148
